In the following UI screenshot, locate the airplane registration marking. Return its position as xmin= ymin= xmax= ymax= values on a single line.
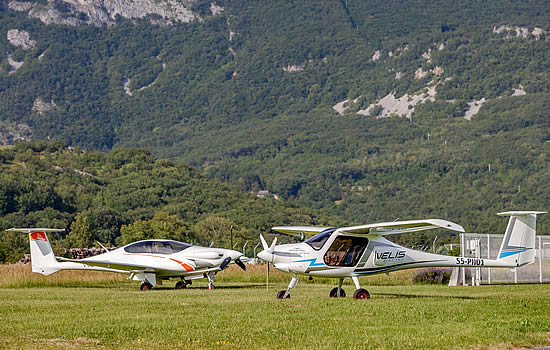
xmin=455 ymin=257 xmax=484 ymax=266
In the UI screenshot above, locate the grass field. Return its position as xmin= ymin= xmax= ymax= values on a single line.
xmin=1 ymin=265 xmax=550 ymax=349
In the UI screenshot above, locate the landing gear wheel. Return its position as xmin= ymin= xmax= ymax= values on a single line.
xmin=329 ymin=287 xmax=346 ymax=298
xmin=140 ymin=282 xmax=153 ymax=291
xmin=353 ymin=288 xmax=370 ymax=300
xmin=207 ymin=284 xmax=215 ymax=290
xmin=175 ymin=281 xmax=187 ymax=289
xmin=277 ymin=290 xmax=290 ymax=299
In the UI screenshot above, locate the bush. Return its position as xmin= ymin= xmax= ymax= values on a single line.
xmin=411 ymin=267 xmax=452 ymax=284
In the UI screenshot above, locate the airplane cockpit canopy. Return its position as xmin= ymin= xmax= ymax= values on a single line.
xmin=124 ymin=240 xmax=192 ymax=255
xmin=305 ymin=228 xmax=336 ymax=250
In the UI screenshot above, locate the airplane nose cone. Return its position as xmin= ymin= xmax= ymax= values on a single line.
xmin=227 ymin=250 xmax=242 ymax=260
xmin=257 ymin=249 xmax=270 ymax=262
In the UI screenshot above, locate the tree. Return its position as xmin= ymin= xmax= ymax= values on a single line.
xmin=192 ymin=215 xmax=247 ymax=248
xmin=65 ymin=214 xmax=94 ymax=248
xmin=119 ymin=212 xmax=192 ymax=245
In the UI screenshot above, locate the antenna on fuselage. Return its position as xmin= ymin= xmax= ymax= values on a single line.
xmin=96 ymin=241 xmax=108 ymax=251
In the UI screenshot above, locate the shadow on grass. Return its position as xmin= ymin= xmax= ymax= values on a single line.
xmin=374 ymin=292 xmax=477 ymax=300
xmin=153 ymin=283 xmax=267 ymax=290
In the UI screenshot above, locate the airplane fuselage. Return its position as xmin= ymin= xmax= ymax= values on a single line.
xmin=262 ymin=234 xmax=515 ymax=279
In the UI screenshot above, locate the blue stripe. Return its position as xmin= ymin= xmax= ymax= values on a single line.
xmin=294 ymin=258 xmax=325 ymax=266
xmin=498 ymin=250 xmax=526 ymax=259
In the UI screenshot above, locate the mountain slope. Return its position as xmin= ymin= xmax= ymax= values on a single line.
xmin=0 ymin=141 xmax=335 ymax=262
xmin=0 ymin=0 xmax=549 ymax=231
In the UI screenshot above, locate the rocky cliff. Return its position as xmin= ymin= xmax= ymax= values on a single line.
xmin=8 ymin=0 xmax=217 ymax=26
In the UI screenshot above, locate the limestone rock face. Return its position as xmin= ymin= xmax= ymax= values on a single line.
xmin=8 ymin=0 xmax=208 ymax=26
xmin=7 ymin=29 xmax=36 ymax=49
xmin=0 ymin=122 xmax=32 ymax=145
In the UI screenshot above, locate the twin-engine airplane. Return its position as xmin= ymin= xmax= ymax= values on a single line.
xmin=257 ymin=211 xmax=545 ymax=299
xmin=9 ymin=228 xmax=247 ymax=290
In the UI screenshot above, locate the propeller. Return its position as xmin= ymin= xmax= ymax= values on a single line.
xmin=235 ymin=258 xmax=247 ymax=272
xmin=218 ymin=257 xmax=231 ymax=270
xmin=260 ymin=234 xmax=277 ymax=254
xmin=259 ymin=234 xmax=277 ymax=289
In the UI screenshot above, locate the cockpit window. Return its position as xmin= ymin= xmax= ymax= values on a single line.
xmin=124 ymin=240 xmax=192 ymax=254
xmin=305 ymin=228 xmax=336 ymax=250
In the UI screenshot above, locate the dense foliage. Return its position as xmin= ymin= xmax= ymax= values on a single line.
xmin=0 ymin=0 xmax=549 ymax=242
xmin=0 ymin=142 xmax=335 ymax=262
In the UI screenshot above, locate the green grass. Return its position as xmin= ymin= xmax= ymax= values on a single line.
xmin=1 ymin=266 xmax=549 ymax=349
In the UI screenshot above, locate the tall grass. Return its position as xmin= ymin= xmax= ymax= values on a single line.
xmin=0 ymin=265 xmax=125 ymax=288
xmin=1 ymin=263 xmax=415 ymax=289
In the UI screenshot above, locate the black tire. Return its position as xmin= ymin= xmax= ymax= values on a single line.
xmin=353 ymin=288 xmax=370 ymax=300
xmin=329 ymin=287 xmax=346 ymax=298
xmin=140 ymin=282 xmax=153 ymax=291
xmin=277 ymin=290 xmax=290 ymax=299
xmin=175 ymin=281 xmax=186 ymax=289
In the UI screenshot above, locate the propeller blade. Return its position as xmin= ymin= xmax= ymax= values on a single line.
xmin=266 ymin=262 xmax=270 ymax=290
xmin=260 ymin=234 xmax=268 ymax=250
xmin=268 ymin=237 xmax=277 ymax=254
xmin=218 ymin=257 xmax=231 ymax=271
xmin=235 ymin=258 xmax=247 ymax=272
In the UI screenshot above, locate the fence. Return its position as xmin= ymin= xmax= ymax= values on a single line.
xmin=457 ymin=233 xmax=550 ymax=285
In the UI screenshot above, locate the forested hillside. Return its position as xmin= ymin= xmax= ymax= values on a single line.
xmin=0 ymin=142 xmax=335 ymax=262
xmin=0 ymin=0 xmax=549 ymax=236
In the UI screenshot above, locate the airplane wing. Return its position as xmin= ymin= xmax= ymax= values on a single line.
xmin=339 ymin=219 xmax=465 ymax=235
xmin=271 ymin=226 xmax=331 ymax=238
xmin=57 ymin=257 xmax=157 ymax=272
xmin=271 ymin=226 xmax=331 ymax=234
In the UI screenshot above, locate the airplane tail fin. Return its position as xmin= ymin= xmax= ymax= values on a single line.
xmin=496 ymin=211 xmax=546 ymax=267
xmin=7 ymin=228 xmax=65 ymax=275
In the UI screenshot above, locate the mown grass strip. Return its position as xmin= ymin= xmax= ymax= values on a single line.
xmin=1 ymin=265 xmax=549 ymax=349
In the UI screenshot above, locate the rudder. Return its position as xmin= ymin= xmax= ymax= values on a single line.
xmin=496 ymin=211 xmax=546 ymax=267
xmin=7 ymin=228 xmax=64 ymax=275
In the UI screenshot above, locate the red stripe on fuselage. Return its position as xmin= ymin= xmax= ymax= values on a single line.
xmin=124 ymin=253 xmax=195 ymax=271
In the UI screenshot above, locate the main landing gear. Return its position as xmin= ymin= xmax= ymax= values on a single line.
xmin=175 ymin=280 xmax=191 ymax=289
xmin=328 ymin=277 xmax=370 ymax=299
xmin=140 ymin=281 xmax=153 ymax=291
xmin=277 ymin=276 xmax=370 ymax=300
xmin=329 ymin=278 xmax=346 ymax=298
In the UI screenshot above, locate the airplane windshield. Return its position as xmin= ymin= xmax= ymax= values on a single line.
xmin=305 ymin=228 xmax=335 ymax=250
xmin=124 ymin=240 xmax=192 ymax=254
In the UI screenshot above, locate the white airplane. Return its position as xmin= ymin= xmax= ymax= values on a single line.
xmin=9 ymin=228 xmax=247 ymax=290
xmin=257 ymin=211 xmax=545 ymax=299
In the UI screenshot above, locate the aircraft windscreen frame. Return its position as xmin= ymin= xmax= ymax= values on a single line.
xmin=305 ymin=228 xmax=336 ymax=250
xmin=124 ymin=240 xmax=193 ymax=254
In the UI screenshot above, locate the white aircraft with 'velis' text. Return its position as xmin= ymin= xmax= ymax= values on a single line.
xmin=257 ymin=211 xmax=545 ymax=299
xmin=9 ymin=228 xmax=247 ymax=290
